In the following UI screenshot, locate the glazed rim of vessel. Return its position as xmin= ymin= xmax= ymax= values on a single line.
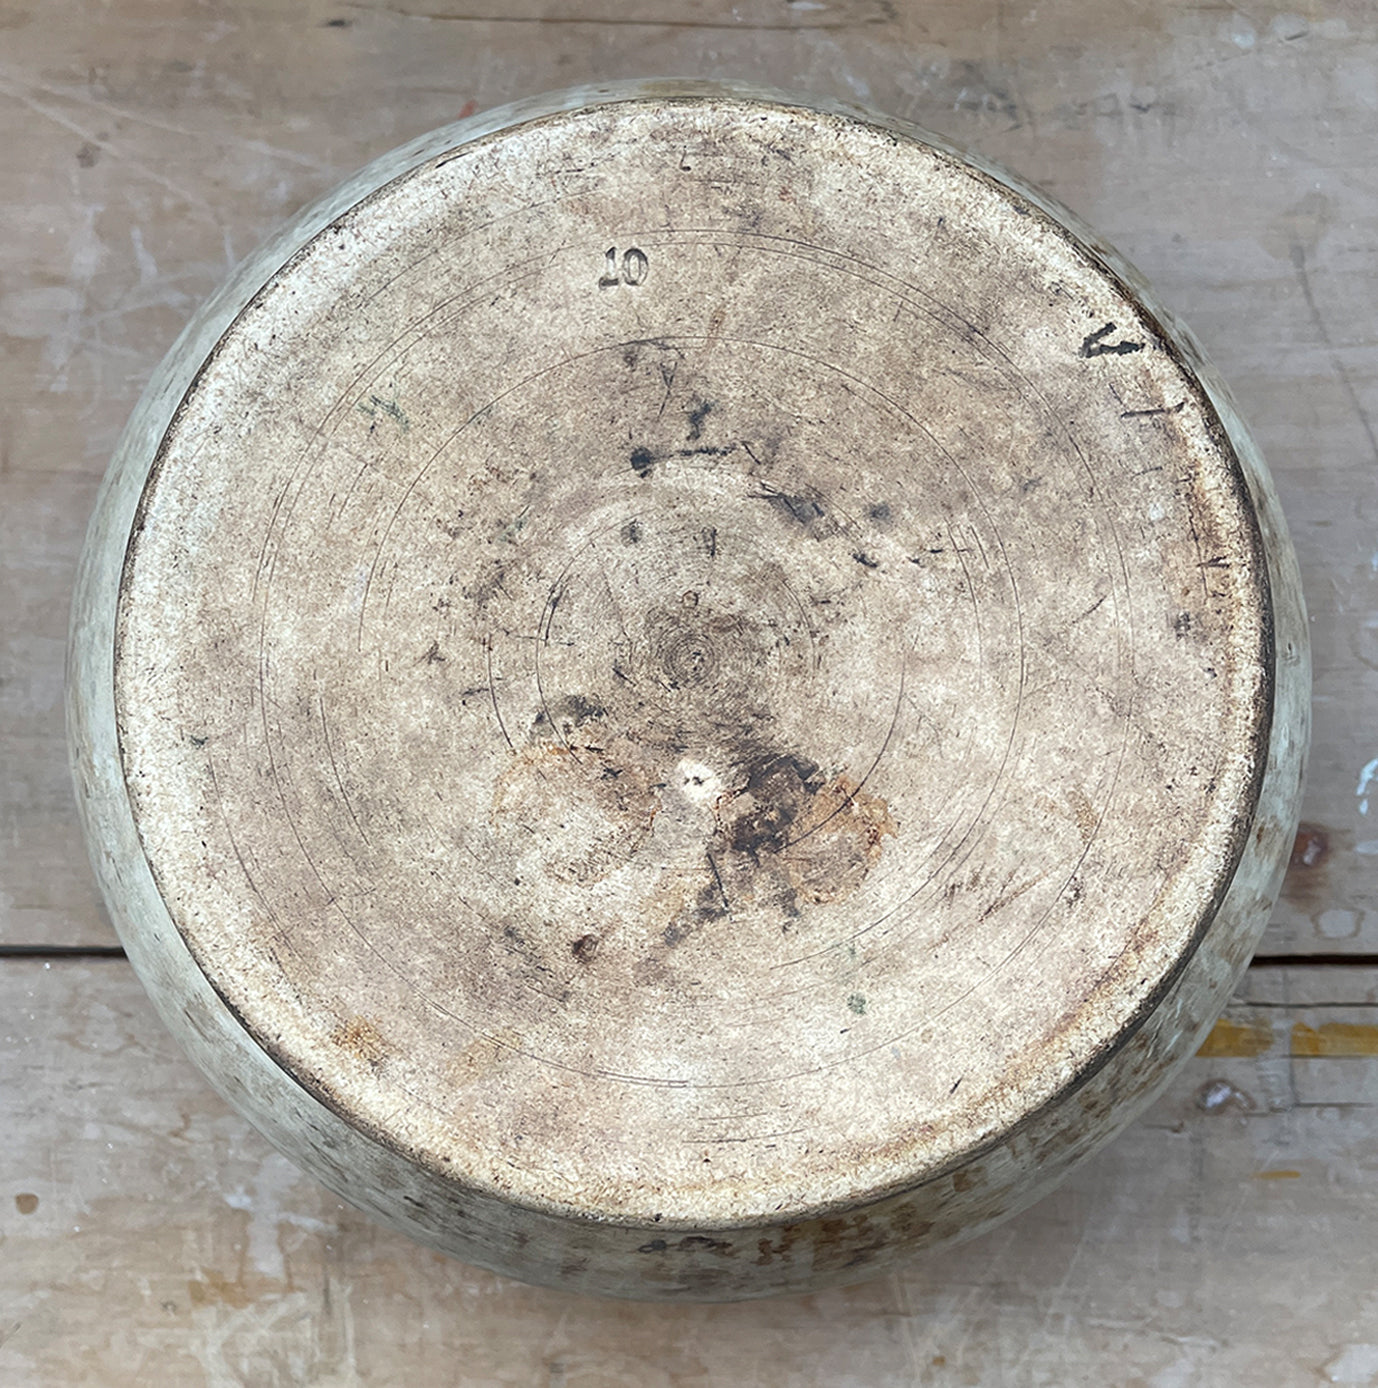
xmin=86 ymin=81 xmax=1273 ymax=1231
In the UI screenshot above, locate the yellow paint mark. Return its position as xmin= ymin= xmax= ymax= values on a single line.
xmin=187 ymin=1272 xmax=254 ymax=1308
xmin=1196 ymin=1017 xmax=1273 ymax=1057
xmin=186 ymin=1271 xmax=290 ymax=1307
xmin=1290 ymin=1022 xmax=1378 ymax=1057
xmin=1253 ymin=1169 xmax=1302 ymax=1181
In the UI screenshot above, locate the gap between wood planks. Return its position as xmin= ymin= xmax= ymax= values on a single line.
xmin=1 ymin=946 xmax=1376 ymax=966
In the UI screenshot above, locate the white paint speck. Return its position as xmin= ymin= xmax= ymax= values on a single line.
xmin=130 ymin=226 xmax=159 ymax=286
xmin=222 ymin=1152 xmax=319 ymax=1281
xmin=1357 ymin=757 xmax=1378 ymax=815
xmin=1324 ymin=1343 xmax=1378 ymax=1384
xmin=1197 ymin=1077 xmax=1250 ymax=1111
xmin=1318 ymin=908 xmax=1362 ymax=941
xmin=678 ymin=759 xmax=724 ymax=805
xmin=1355 ymin=841 xmax=1378 ymax=856
xmin=1222 ymin=15 xmax=1257 ymax=48
xmin=1150 ymin=1354 xmax=1198 ymax=1388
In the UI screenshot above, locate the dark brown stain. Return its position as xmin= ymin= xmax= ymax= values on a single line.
xmin=686 ymin=398 xmax=715 ymax=440
xmin=649 ymin=752 xmax=898 ymax=937
xmin=1065 ymin=787 xmax=1098 ymax=844
xmin=722 ymin=753 xmax=823 ymax=860
xmin=813 ymin=1212 xmax=900 ymax=1274
xmin=662 ymin=874 xmax=730 ymax=948
xmin=637 ymin=1233 xmax=734 ymax=1256
xmin=1282 ymin=822 xmax=1331 ymax=909
xmin=543 ymin=692 xmax=607 ymax=732
xmin=749 ymin=484 xmax=827 ymax=530
xmin=751 ymin=1222 xmax=803 ymax=1267
xmin=722 ymin=754 xmax=896 ymax=908
xmin=1080 ymin=321 xmax=1145 ymax=357
xmin=14 ymin=1192 xmax=38 ymax=1215
xmin=629 ymin=441 xmax=734 ymax=479
xmin=570 ymin=933 xmax=600 ymax=963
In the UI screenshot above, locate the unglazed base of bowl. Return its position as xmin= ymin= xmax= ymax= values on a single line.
xmin=68 ymin=81 xmax=1308 ymax=1300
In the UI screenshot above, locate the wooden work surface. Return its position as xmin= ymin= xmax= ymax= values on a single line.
xmin=1 ymin=0 xmax=1374 ymax=1381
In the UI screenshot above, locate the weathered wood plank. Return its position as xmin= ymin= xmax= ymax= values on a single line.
xmin=1 ymin=960 xmax=1375 ymax=1385
xmin=362 ymin=0 xmax=894 ymax=24
xmin=1 ymin=2 xmax=1374 ymax=945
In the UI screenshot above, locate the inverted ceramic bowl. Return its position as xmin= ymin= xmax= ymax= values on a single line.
xmin=68 ymin=81 xmax=1308 ymax=1301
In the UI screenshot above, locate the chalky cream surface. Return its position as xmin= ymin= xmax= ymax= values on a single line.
xmin=111 ymin=94 xmax=1272 ymax=1230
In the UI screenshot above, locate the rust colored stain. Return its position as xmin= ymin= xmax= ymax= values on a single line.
xmin=1196 ymin=1017 xmax=1273 ymax=1057
xmin=330 ymin=1017 xmax=389 ymax=1068
xmin=1253 ymin=1169 xmax=1302 ymax=1181
xmin=781 ymin=774 xmax=897 ymax=906
xmin=14 ymin=1192 xmax=38 ymax=1215
xmin=492 ymin=742 xmax=661 ymax=886
xmin=1290 ymin=1022 xmax=1378 ymax=1056
xmin=1288 ymin=823 xmax=1329 ymax=869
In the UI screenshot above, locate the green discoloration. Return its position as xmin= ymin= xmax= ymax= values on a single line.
xmin=496 ymin=510 xmax=530 ymax=545
xmin=357 ymin=393 xmax=410 ymax=431
xmin=847 ymin=993 xmax=867 ymax=1015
